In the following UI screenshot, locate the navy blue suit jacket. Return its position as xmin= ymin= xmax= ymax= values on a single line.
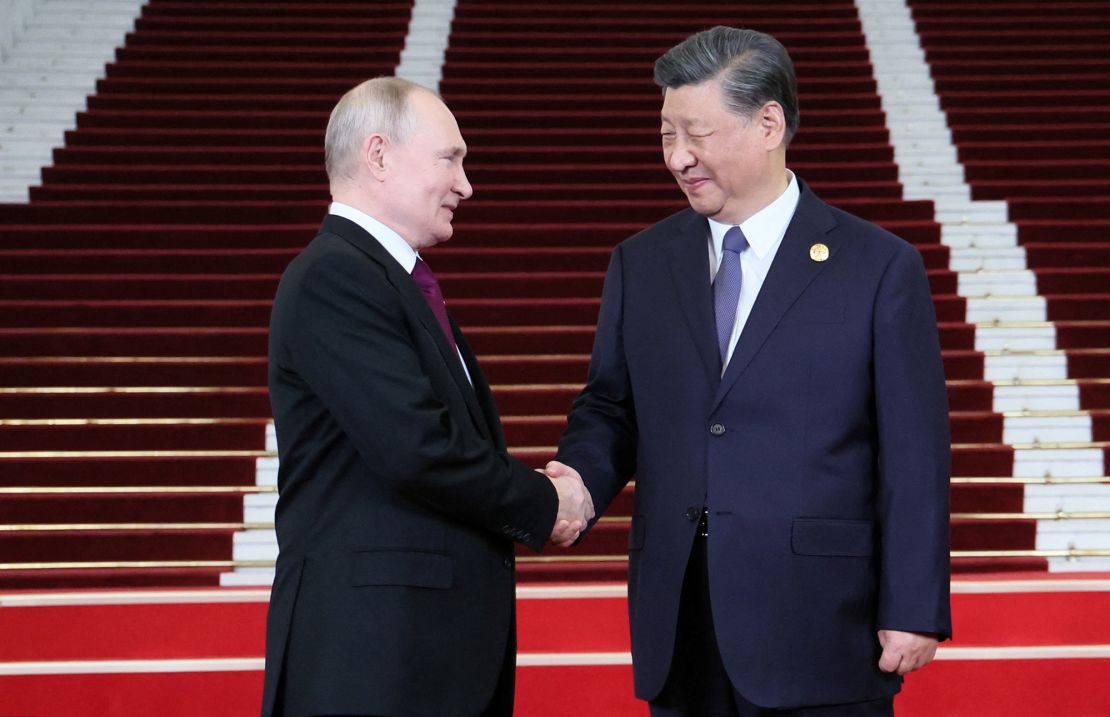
xmin=557 ymin=181 xmax=952 ymax=708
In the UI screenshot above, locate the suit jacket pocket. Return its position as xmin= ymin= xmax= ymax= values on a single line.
xmin=628 ymin=514 xmax=645 ymax=551
xmin=349 ymin=549 xmax=453 ymax=589
xmin=791 ymin=518 xmax=874 ymax=557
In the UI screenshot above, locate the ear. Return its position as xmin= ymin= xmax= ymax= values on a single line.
xmin=757 ymin=101 xmax=787 ymax=149
xmin=364 ymin=133 xmax=388 ymax=180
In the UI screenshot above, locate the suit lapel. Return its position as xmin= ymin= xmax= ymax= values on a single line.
xmin=322 ymin=215 xmax=493 ymax=440
xmin=454 ymin=325 xmax=500 ymax=446
xmin=712 ymin=186 xmax=840 ymax=411
xmin=665 ymin=211 xmax=722 ymax=383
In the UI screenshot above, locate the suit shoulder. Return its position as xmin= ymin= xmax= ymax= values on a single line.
xmin=825 ymin=203 xmax=912 ymax=252
xmin=619 ymin=207 xmax=702 ymax=252
xmin=273 ymin=231 xmax=394 ymax=319
xmin=281 ymin=231 xmax=383 ymax=285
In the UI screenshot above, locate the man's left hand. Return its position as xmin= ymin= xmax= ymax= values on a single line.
xmin=877 ymin=630 xmax=938 ymax=675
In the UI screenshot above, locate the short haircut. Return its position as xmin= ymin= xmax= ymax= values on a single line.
xmin=654 ymin=26 xmax=800 ymax=144
xmin=324 ymin=76 xmax=421 ymax=182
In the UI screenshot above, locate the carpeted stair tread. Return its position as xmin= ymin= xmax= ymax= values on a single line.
xmin=1024 ymin=244 xmax=1110 ymax=267
xmin=0 ymin=529 xmax=236 ymax=562
xmin=0 ymin=357 xmax=268 ymax=387
xmin=0 ymin=328 xmax=268 ymax=357
xmin=0 ymin=388 xmax=272 ymax=418
xmin=0 ymin=301 xmax=274 ymax=328
xmin=1 ymin=493 xmax=247 ymax=523
xmin=0 ymin=567 xmax=225 ymax=589
xmin=0 ymin=455 xmax=260 ymax=487
xmin=1052 ymin=324 xmax=1110 ymax=351
xmin=1046 ymin=295 xmax=1110 ymax=321
xmin=1068 ymin=349 xmax=1110 ymax=378
xmin=0 ymin=419 xmax=269 ymax=451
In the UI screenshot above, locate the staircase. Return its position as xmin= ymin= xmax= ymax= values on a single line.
xmin=906 ymin=0 xmax=1110 ymax=571
xmin=0 ymin=0 xmax=1108 ymax=592
xmin=0 ymin=0 xmax=413 ymax=588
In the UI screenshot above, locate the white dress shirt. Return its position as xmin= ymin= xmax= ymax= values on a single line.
xmin=707 ymin=172 xmax=801 ymax=373
xmin=328 ymin=201 xmax=471 ymax=382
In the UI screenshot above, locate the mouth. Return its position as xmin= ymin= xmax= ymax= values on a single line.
xmin=680 ymin=177 xmax=709 ymax=192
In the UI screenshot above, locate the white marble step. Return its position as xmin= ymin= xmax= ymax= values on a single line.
xmin=1048 ymin=556 xmax=1110 ymax=572
xmin=231 ymin=529 xmax=278 ymax=562
xmin=965 ymin=297 xmax=1047 ymax=324
xmin=21 ymin=26 xmax=133 ymax=42
xmin=950 ymin=247 xmax=1028 ymax=272
xmin=244 ymin=492 xmax=277 ymax=524
xmin=1 ymin=103 xmax=85 ymax=120
xmin=937 ymin=205 xmax=1015 ymax=224
xmin=1004 ymin=412 xmax=1093 ymax=445
xmin=396 ymin=0 xmax=455 ymax=91
xmin=0 ymin=183 xmax=32 ymax=201
xmin=904 ymin=185 xmax=971 ymax=201
xmin=0 ymin=71 xmax=103 ymax=90
xmin=984 ymin=351 xmax=1069 ymax=382
xmin=1026 ymin=483 xmax=1110 ymax=513
xmin=993 ymin=381 xmax=1081 ymax=413
xmin=1038 ymin=519 xmax=1110 ymax=550
xmin=3 ymin=44 xmax=113 ymax=59
xmin=0 ymin=87 xmax=91 ymax=104
xmin=960 ymin=271 xmax=1038 ymax=297
xmin=219 ymin=569 xmax=275 ymax=587
xmin=1014 ymin=446 xmax=1106 ymax=478
xmin=942 ymin=223 xmax=1019 ymax=249
xmin=977 ymin=324 xmax=1056 ymax=352
xmin=255 ymin=457 xmax=278 ymax=487
xmin=37 ymin=0 xmax=142 ymax=10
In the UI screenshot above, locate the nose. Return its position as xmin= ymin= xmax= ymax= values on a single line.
xmin=665 ymin=137 xmax=696 ymax=173
xmin=455 ymin=165 xmax=473 ymax=200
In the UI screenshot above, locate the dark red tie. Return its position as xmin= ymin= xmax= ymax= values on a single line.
xmin=411 ymin=258 xmax=457 ymax=350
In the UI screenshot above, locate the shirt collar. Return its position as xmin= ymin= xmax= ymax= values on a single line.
xmin=329 ymin=201 xmax=419 ymax=273
xmin=707 ymin=171 xmax=800 ymax=260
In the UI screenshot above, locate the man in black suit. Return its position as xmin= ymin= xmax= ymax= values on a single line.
xmin=261 ymin=77 xmax=594 ymax=717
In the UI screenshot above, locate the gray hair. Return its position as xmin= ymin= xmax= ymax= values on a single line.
xmin=654 ymin=26 xmax=799 ymax=145
xmin=324 ymin=76 xmax=421 ymax=182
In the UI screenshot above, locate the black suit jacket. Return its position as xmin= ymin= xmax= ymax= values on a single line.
xmin=558 ymin=181 xmax=952 ymax=708
xmin=261 ymin=214 xmax=558 ymax=717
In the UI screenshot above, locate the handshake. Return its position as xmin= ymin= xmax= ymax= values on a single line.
xmin=541 ymin=460 xmax=595 ymax=548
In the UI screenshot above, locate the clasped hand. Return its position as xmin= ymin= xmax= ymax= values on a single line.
xmin=540 ymin=460 xmax=594 ymax=547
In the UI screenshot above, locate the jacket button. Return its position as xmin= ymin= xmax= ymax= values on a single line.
xmin=709 ymin=423 xmax=726 ymax=436
xmin=503 ymin=556 xmax=514 ymax=569
xmin=685 ymin=507 xmax=700 ymax=521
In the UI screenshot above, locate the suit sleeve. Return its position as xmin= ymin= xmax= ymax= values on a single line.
xmin=873 ymin=242 xmax=953 ymax=639
xmin=284 ymin=250 xmax=558 ymax=551
xmin=556 ymin=244 xmax=639 ymax=520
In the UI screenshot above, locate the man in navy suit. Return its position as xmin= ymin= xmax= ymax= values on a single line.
xmin=262 ymin=77 xmax=593 ymax=717
xmin=546 ymin=27 xmax=952 ymax=716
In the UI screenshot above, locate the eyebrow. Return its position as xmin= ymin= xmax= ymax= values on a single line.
xmin=439 ymin=146 xmax=467 ymax=159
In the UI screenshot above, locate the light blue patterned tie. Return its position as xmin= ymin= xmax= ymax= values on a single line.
xmin=713 ymin=226 xmax=748 ymax=363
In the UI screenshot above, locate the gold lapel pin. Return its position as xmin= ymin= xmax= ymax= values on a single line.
xmin=809 ymin=243 xmax=830 ymax=262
